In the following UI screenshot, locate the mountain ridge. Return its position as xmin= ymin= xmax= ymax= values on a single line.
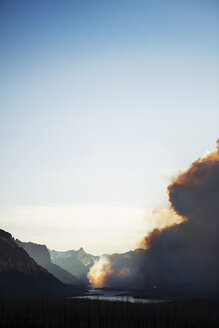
xmin=0 ymin=229 xmax=85 ymax=296
xmin=16 ymin=239 xmax=85 ymax=287
xmin=50 ymin=248 xmax=99 ymax=283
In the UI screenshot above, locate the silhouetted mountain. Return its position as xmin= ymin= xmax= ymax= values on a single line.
xmin=50 ymin=248 xmax=99 ymax=283
xmin=0 ymin=229 xmax=85 ymax=296
xmin=16 ymin=240 xmax=85 ymax=288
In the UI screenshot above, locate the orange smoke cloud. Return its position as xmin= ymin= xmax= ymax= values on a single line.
xmin=89 ymin=140 xmax=219 ymax=296
xmin=139 ymin=208 xmax=185 ymax=249
xmin=170 ymin=140 xmax=219 ymax=191
xmin=87 ymin=256 xmax=112 ymax=288
xmin=168 ymin=139 xmax=219 ymax=219
xmin=88 ymin=256 xmax=131 ymax=288
xmin=142 ymin=139 xmax=219 ymax=249
xmin=138 ymin=139 xmax=219 ymax=294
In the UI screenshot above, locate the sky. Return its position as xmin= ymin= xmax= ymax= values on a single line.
xmin=0 ymin=0 xmax=219 ymax=254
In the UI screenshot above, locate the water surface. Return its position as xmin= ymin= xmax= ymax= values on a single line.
xmin=75 ymin=289 xmax=168 ymax=304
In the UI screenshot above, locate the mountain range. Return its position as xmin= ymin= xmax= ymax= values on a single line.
xmin=16 ymin=239 xmax=85 ymax=287
xmin=50 ymin=248 xmax=99 ymax=283
xmin=0 ymin=227 xmax=145 ymax=295
xmin=0 ymin=229 xmax=86 ymax=296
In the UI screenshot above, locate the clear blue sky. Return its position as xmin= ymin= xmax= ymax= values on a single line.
xmin=0 ymin=0 xmax=219 ymax=253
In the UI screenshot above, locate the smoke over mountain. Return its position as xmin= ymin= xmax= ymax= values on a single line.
xmin=88 ymin=254 xmax=135 ymax=289
xmin=88 ymin=140 xmax=219 ymax=296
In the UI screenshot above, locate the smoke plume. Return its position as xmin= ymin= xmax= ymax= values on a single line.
xmin=88 ymin=255 xmax=133 ymax=288
xmin=88 ymin=140 xmax=219 ymax=296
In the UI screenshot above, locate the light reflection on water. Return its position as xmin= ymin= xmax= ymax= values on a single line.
xmin=74 ymin=289 xmax=168 ymax=304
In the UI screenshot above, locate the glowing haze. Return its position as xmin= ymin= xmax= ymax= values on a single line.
xmin=0 ymin=0 xmax=219 ymax=254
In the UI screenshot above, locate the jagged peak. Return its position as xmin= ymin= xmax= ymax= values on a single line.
xmin=78 ymin=247 xmax=85 ymax=253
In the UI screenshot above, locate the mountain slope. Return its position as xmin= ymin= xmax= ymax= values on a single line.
xmin=50 ymin=248 xmax=99 ymax=283
xmin=16 ymin=240 xmax=85 ymax=287
xmin=0 ymin=229 xmax=85 ymax=296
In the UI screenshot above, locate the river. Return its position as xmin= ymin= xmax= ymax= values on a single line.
xmin=74 ymin=289 xmax=168 ymax=304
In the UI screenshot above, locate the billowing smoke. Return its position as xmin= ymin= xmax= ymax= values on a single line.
xmin=88 ymin=140 xmax=219 ymax=296
xmin=88 ymin=255 xmax=132 ymax=288
xmin=88 ymin=256 xmax=113 ymax=288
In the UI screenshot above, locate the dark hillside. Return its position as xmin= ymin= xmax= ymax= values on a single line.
xmin=0 ymin=229 xmax=85 ymax=296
